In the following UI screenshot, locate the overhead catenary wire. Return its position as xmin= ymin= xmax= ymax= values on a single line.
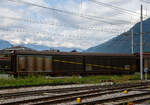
xmin=6 ymin=0 xmax=115 ymax=25
xmin=2 ymin=26 xmax=150 ymax=40
xmin=141 ymin=0 xmax=150 ymax=4
xmin=1 ymin=0 xmax=142 ymax=30
xmin=1 ymin=27 xmax=150 ymax=48
xmin=79 ymin=0 xmax=136 ymax=24
xmin=2 ymin=0 xmax=139 ymax=35
xmin=6 ymin=0 xmax=136 ymax=25
xmin=0 ymin=15 xmax=133 ymax=32
xmin=88 ymin=0 xmax=146 ymax=17
xmin=0 ymin=30 xmax=107 ymax=41
xmin=1 ymin=0 xmax=148 ymax=49
xmin=0 ymin=26 xmax=125 ymax=35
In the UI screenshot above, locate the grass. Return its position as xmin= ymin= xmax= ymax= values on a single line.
xmin=0 ymin=74 xmax=149 ymax=87
xmin=0 ymin=70 xmax=7 ymax=74
xmin=149 ymin=100 xmax=150 ymax=104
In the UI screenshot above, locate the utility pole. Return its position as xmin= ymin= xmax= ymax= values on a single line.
xmin=131 ymin=29 xmax=134 ymax=54
xmin=140 ymin=5 xmax=143 ymax=80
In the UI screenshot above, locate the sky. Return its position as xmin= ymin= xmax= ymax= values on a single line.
xmin=0 ymin=0 xmax=150 ymax=50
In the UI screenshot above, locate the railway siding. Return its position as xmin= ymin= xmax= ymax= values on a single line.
xmin=0 ymin=81 xmax=150 ymax=105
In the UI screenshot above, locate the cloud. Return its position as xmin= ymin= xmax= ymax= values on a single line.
xmin=0 ymin=0 xmax=147 ymax=50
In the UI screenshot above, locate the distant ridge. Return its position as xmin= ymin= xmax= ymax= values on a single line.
xmin=0 ymin=41 xmax=83 ymax=52
xmin=21 ymin=44 xmax=83 ymax=52
xmin=0 ymin=39 xmax=12 ymax=49
xmin=85 ymin=18 xmax=150 ymax=54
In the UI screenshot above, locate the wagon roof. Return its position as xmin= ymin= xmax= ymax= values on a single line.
xmin=12 ymin=50 xmax=135 ymax=57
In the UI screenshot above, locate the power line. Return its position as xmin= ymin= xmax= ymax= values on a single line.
xmin=88 ymin=0 xmax=140 ymax=16
xmin=3 ymin=25 xmax=150 ymax=43
xmin=1 ymin=27 xmax=150 ymax=47
xmin=6 ymin=0 xmax=137 ymax=25
xmin=0 ymin=28 xmax=112 ymax=41
xmin=88 ymin=0 xmax=148 ymax=17
xmin=141 ymin=0 xmax=150 ymax=3
xmin=6 ymin=0 xmax=117 ymax=25
xmin=0 ymin=25 xmax=125 ymax=34
xmin=0 ymin=15 xmax=133 ymax=32
xmin=1 ymin=0 xmax=145 ymax=44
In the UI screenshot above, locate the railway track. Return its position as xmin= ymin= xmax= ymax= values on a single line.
xmin=112 ymin=95 xmax=150 ymax=105
xmin=33 ymin=86 xmax=149 ymax=105
xmin=0 ymin=84 xmax=108 ymax=99
xmin=73 ymin=90 xmax=150 ymax=105
xmin=0 ymin=82 xmax=150 ymax=105
xmin=0 ymin=81 xmax=150 ymax=99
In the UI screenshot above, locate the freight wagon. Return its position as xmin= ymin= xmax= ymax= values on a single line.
xmin=136 ymin=53 xmax=150 ymax=73
xmin=0 ymin=54 xmax=11 ymax=73
xmin=9 ymin=51 xmax=137 ymax=76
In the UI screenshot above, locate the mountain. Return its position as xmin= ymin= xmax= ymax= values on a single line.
xmin=86 ymin=18 xmax=150 ymax=54
xmin=20 ymin=44 xmax=50 ymax=51
xmin=0 ymin=39 xmax=12 ymax=49
xmin=52 ymin=47 xmax=83 ymax=52
xmin=21 ymin=44 xmax=83 ymax=52
xmin=3 ymin=45 xmax=35 ymax=51
xmin=0 ymin=40 xmax=83 ymax=52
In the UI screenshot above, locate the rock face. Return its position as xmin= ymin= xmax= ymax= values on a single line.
xmin=86 ymin=18 xmax=150 ymax=54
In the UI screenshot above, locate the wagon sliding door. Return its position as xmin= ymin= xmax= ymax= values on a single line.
xmin=17 ymin=55 xmax=52 ymax=75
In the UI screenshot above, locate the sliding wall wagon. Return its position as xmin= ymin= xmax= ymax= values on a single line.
xmin=10 ymin=51 xmax=137 ymax=76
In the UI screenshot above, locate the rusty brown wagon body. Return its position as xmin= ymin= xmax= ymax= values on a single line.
xmin=0 ymin=54 xmax=11 ymax=72
xmin=85 ymin=54 xmax=136 ymax=75
xmin=9 ymin=51 xmax=137 ymax=76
